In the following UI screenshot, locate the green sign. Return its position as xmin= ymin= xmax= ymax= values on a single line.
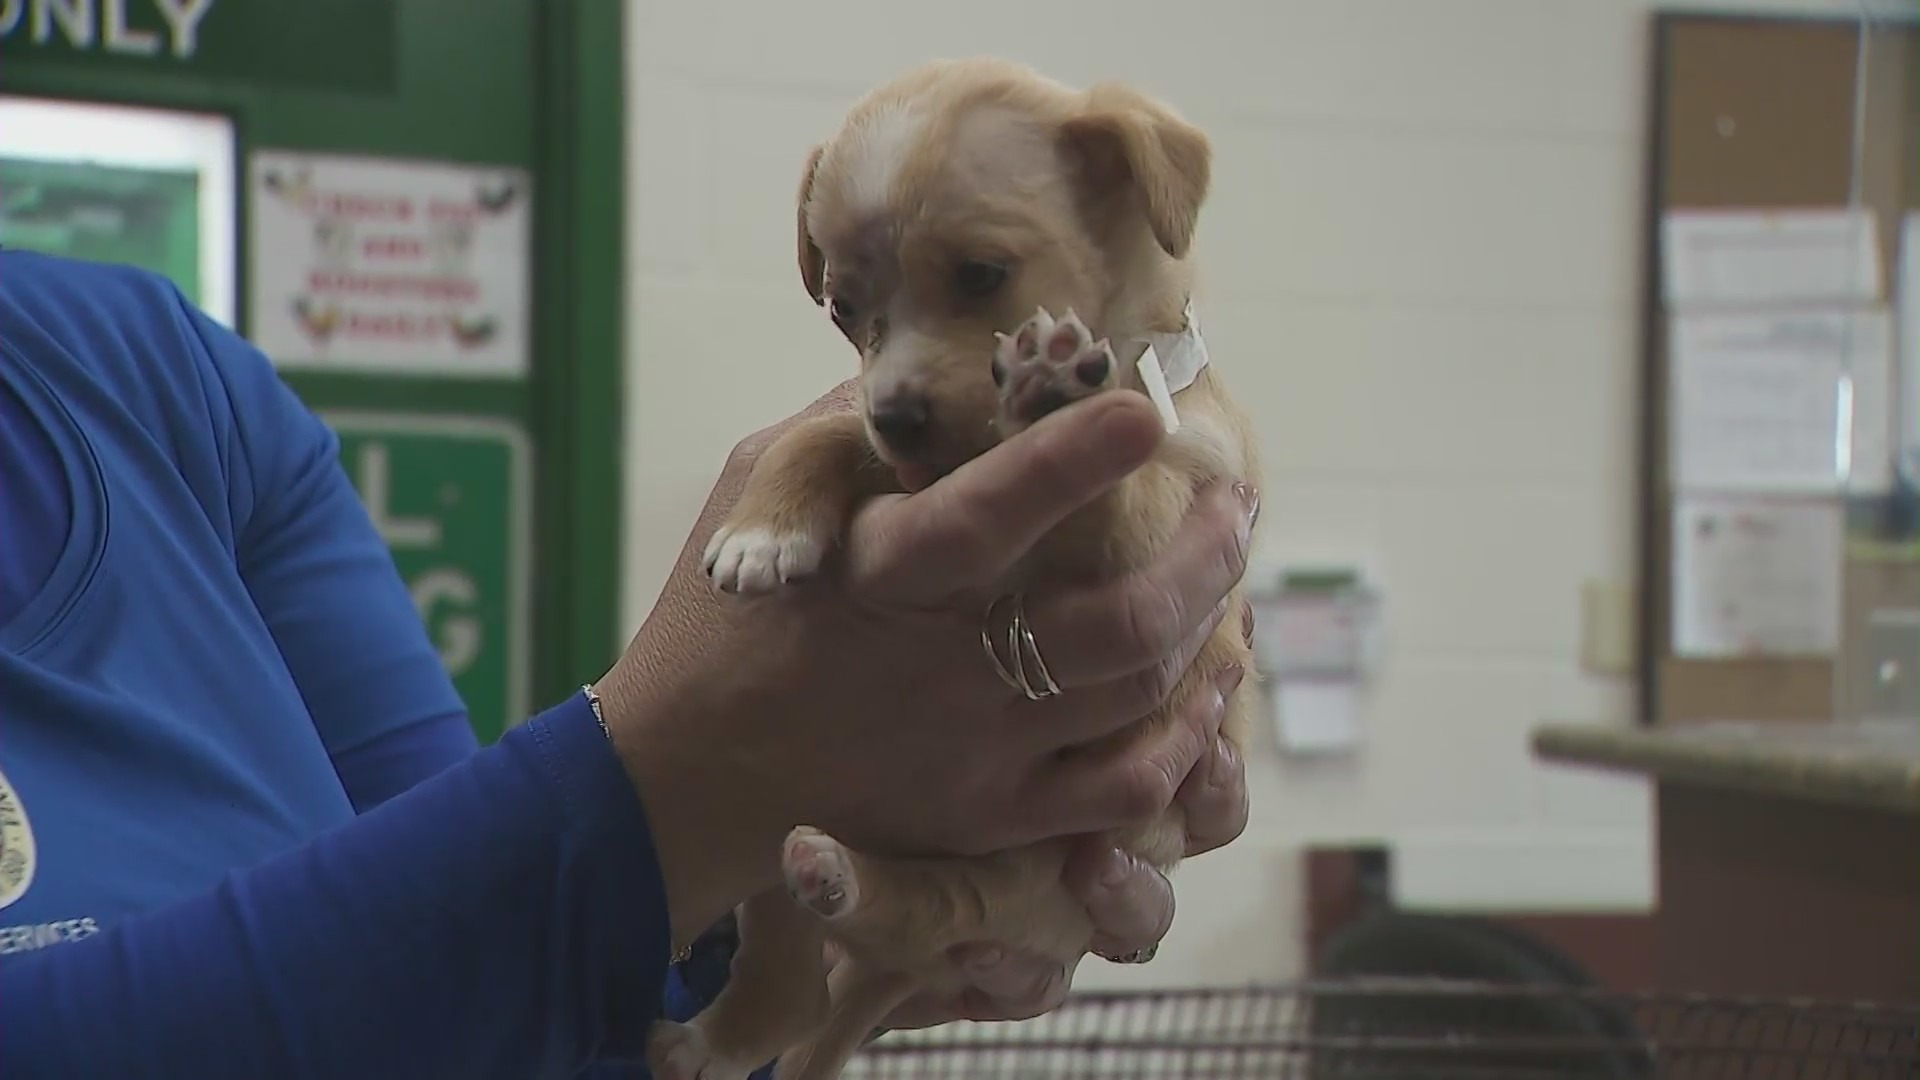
xmin=0 ymin=0 xmax=397 ymax=94
xmin=326 ymin=411 xmax=531 ymax=744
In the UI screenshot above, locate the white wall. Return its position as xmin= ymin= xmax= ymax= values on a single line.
xmin=620 ymin=0 xmax=1902 ymax=987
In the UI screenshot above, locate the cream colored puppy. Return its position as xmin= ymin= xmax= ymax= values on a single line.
xmin=647 ymin=57 xmax=1260 ymax=1080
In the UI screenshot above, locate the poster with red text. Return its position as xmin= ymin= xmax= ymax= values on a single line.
xmin=247 ymin=150 xmax=530 ymax=378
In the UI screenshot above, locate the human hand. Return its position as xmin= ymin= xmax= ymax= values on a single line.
xmin=596 ymin=381 xmax=1257 ymax=945
xmin=871 ymin=615 xmax=1253 ymax=1029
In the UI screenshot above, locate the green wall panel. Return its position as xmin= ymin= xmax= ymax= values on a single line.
xmin=2 ymin=0 xmax=625 ymax=738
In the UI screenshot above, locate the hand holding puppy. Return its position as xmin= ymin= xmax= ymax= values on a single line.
xmin=875 ymin=653 xmax=1252 ymax=1028
xmin=593 ymin=380 xmax=1255 ymax=956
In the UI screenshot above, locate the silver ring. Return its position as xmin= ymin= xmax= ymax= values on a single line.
xmin=1097 ymin=943 xmax=1158 ymax=965
xmin=980 ymin=595 xmax=1025 ymax=692
xmin=1011 ymin=595 xmax=1061 ymax=699
xmin=980 ymin=594 xmax=1060 ymax=701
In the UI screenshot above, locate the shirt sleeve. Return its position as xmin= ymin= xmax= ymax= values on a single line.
xmin=327 ymin=715 xmax=484 ymax=811
xmin=175 ymin=289 xmax=479 ymax=810
xmin=107 ymin=281 xmax=767 ymax=1078
xmin=0 ymin=693 xmax=672 ymax=1080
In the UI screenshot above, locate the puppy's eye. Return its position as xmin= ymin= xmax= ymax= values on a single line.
xmin=954 ymin=260 xmax=1009 ymax=298
xmin=829 ymin=297 xmax=858 ymax=332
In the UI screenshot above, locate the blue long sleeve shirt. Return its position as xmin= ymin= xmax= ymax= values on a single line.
xmin=0 ymin=250 xmax=737 ymax=1078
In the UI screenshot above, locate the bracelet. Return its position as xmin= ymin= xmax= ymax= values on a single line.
xmin=580 ymin=683 xmax=612 ymax=741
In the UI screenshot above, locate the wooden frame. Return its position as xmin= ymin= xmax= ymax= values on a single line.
xmin=1635 ymin=11 xmax=1920 ymax=726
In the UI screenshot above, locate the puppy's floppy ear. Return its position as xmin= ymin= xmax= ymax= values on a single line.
xmin=796 ymin=144 xmax=827 ymax=304
xmin=1059 ymin=84 xmax=1211 ymax=259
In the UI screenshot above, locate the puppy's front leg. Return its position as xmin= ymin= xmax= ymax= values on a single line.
xmin=704 ymin=412 xmax=892 ymax=595
xmin=647 ymin=888 xmax=832 ymax=1080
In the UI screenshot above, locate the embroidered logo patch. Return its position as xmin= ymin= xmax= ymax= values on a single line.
xmin=0 ymin=769 xmax=37 ymax=911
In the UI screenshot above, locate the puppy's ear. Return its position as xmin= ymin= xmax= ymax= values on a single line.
xmin=796 ymin=144 xmax=827 ymax=304
xmin=1059 ymin=84 xmax=1211 ymax=258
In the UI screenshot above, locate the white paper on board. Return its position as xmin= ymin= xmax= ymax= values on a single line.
xmin=1670 ymin=495 xmax=1842 ymax=659
xmin=1897 ymin=212 xmax=1920 ymax=486
xmin=1669 ymin=308 xmax=1893 ymax=494
xmin=248 ymin=150 xmax=532 ymax=379
xmin=1275 ymin=680 xmax=1361 ymax=754
xmin=1662 ymin=208 xmax=1881 ymax=308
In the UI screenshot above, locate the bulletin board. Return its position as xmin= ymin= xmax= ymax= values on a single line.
xmin=1637 ymin=12 xmax=1920 ymax=726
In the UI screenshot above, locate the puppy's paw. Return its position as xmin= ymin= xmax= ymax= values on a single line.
xmin=701 ymin=521 xmax=830 ymax=595
xmin=782 ymin=826 xmax=859 ymax=920
xmin=993 ymin=307 xmax=1118 ymax=436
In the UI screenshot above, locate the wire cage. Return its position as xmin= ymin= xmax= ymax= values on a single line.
xmin=843 ymin=977 xmax=1920 ymax=1079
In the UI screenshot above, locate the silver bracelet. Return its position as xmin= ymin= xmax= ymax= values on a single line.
xmin=579 ymin=683 xmax=612 ymax=741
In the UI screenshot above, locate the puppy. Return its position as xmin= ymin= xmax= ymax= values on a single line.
xmin=646 ymin=58 xmax=1260 ymax=1080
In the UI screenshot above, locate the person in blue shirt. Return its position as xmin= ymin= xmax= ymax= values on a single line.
xmin=0 ymin=249 xmax=1256 ymax=1079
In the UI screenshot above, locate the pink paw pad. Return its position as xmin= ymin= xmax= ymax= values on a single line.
xmin=992 ymin=308 xmax=1117 ymax=431
xmin=782 ymin=828 xmax=858 ymax=920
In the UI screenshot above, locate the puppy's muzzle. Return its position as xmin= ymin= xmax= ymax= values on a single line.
xmin=868 ymin=392 xmax=933 ymax=453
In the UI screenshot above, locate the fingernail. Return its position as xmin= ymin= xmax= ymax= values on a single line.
xmin=1207 ymin=736 xmax=1238 ymax=789
xmin=1232 ymin=482 xmax=1261 ymax=527
xmin=1099 ymin=848 xmax=1132 ymax=888
xmin=1218 ymin=663 xmax=1246 ymax=696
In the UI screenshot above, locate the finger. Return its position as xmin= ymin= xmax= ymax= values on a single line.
xmin=878 ymin=991 xmax=969 ymax=1031
xmin=967 ymin=953 xmax=1075 ymax=1022
xmin=847 ymin=393 xmax=1164 ymax=596
xmin=1242 ymin=598 xmax=1256 ymax=644
xmin=1180 ymin=730 xmax=1250 ymax=858
xmin=1017 ymin=671 xmax=1230 ymax=840
xmin=1176 ymin=663 xmax=1251 ymax=857
xmin=877 ymin=994 xmax=965 ymax=1031
xmin=879 ymin=944 xmax=1066 ymax=1029
xmin=894 ymin=461 xmax=938 ymax=493
xmin=1065 ymin=841 xmax=1176 ymax=959
xmin=1009 ymin=595 xmax=1231 ymax=749
xmin=1020 ymin=480 xmax=1257 ymax=688
xmin=950 ymin=945 xmax=1070 ymax=1021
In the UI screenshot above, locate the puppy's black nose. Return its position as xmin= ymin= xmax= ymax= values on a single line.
xmin=869 ymin=394 xmax=932 ymax=449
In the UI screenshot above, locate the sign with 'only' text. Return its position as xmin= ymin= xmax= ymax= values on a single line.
xmin=1 ymin=0 xmax=214 ymax=61
xmin=0 ymin=0 xmax=397 ymax=93
xmin=325 ymin=412 xmax=532 ymax=745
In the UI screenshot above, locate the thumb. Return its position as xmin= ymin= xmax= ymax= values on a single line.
xmin=848 ymin=392 xmax=1164 ymax=598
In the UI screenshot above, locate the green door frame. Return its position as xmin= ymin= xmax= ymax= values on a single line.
xmin=534 ymin=0 xmax=627 ymax=699
xmin=1 ymin=0 xmax=626 ymax=722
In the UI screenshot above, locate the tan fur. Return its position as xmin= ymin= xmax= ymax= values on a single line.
xmin=648 ymin=58 xmax=1260 ymax=1080
xmin=796 ymin=144 xmax=828 ymax=304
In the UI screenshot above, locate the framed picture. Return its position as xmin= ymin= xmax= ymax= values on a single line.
xmin=0 ymin=95 xmax=236 ymax=327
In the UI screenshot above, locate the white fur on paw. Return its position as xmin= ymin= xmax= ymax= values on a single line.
xmin=701 ymin=525 xmax=825 ymax=594
xmin=782 ymin=827 xmax=859 ymax=920
xmin=646 ymin=1021 xmax=755 ymax=1080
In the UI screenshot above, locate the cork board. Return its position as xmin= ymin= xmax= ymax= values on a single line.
xmin=1638 ymin=13 xmax=1920 ymax=726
